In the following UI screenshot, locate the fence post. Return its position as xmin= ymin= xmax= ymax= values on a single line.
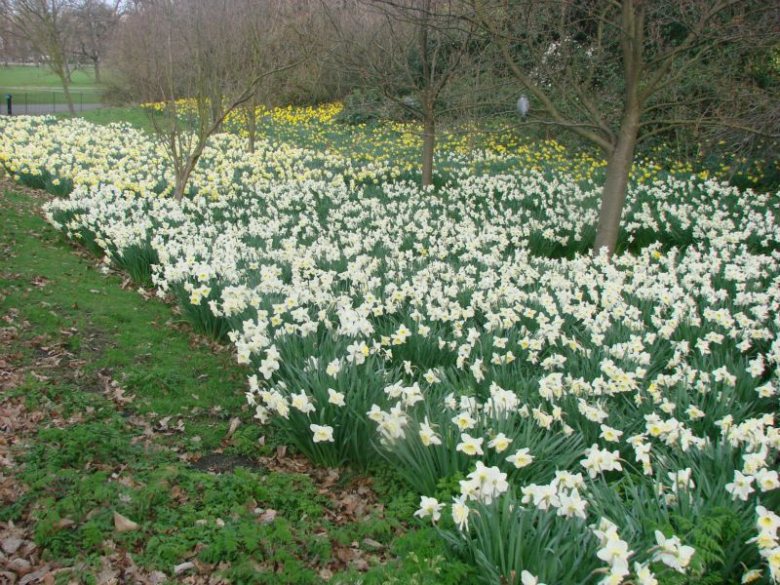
xmin=52 ymin=92 xmax=55 ymax=113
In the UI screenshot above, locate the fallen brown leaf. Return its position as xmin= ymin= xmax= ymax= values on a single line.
xmin=362 ymin=538 xmax=383 ymax=550
xmin=226 ymin=417 xmax=241 ymax=438
xmin=318 ymin=568 xmax=334 ymax=581
xmin=7 ymin=558 xmax=32 ymax=576
xmin=53 ymin=518 xmax=75 ymax=530
xmin=20 ymin=566 xmax=52 ymax=585
xmin=113 ymin=512 xmax=140 ymax=533
xmin=1 ymin=537 xmax=23 ymax=555
xmin=173 ymin=562 xmax=195 ymax=576
xmin=257 ymin=509 xmax=277 ymax=525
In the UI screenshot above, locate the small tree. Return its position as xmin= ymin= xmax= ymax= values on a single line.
xmin=70 ymin=0 xmax=121 ymax=83
xmin=327 ymin=0 xmax=483 ymax=187
xmin=110 ymin=0 xmax=306 ymax=200
xmin=471 ymin=0 xmax=780 ymax=254
xmin=3 ymin=0 xmax=78 ymax=114
xmin=237 ymin=1 xmax=316 ymax=155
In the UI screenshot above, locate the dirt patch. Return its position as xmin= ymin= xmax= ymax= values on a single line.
xmin=190 ymin=452 xmax=264 ymax=474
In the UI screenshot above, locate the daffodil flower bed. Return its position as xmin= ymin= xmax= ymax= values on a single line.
xmin=2 ymin=112 xmax=780 ymax=584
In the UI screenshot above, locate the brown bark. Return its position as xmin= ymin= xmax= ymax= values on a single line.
xmin=593 ymin=111 xmax=640 ymax=255
xmin=61 ymin=72 xmax=76 ymax=116
xmin=247 ymin=95 xmax=257 ymax=154
xmin=173 ymin=154 xmax=200 ymax=201
xmin=419 ymin=0 xmax=433 ymax=188
xmin=593 ymin=0 xmax=643 ymax=256
xmin=421 ymin=106 xmax=435 ymax=187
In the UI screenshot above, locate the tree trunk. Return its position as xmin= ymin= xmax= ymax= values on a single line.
xmin=173 ymin=155 xmax=199 ymax=201
xmin=593 ymin=112 xmax=640 ymax=256
xmin=61 ymin=73 xmax=76 ymax=116
xmin=210 ymin=88 xmax=223 ymax=133
xmin=419 ymin=1 xmax=434 ymax=189
xmin=421 ymin=110 xmax=435 ymax=188
xmin=93 ymin=58 xmax=101 ymax=84
xmin=247 ymin=96 xmax=257 ymax=154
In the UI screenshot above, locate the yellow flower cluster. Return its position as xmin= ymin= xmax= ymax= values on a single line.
xmin=134 ymin=99 xmax=774 ymax=187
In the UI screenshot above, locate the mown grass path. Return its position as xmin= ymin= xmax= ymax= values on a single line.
xmin=0 ymin=185 xmax=461 ymax=585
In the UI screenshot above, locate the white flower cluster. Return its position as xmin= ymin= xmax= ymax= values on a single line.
xmin=2 ymin=114 xmax=779 ymax=582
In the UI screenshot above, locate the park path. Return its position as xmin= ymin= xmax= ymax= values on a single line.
xmin=4 ymin=102 xmax=102 ymax=116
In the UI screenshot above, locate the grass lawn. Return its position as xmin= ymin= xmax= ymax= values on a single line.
xmin=0 ymin=65 xmax=100 ymax=90
xmin=0 ymin=65 xmax=103 ymax=107
xmin=0 ymin=183 xmax=467 ymax=584
xmin=60 ymin=106 xmax=155 ymax=133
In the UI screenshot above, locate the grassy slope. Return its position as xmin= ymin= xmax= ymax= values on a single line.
xmin=0 ymin=185 xmax=465 ymax=584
